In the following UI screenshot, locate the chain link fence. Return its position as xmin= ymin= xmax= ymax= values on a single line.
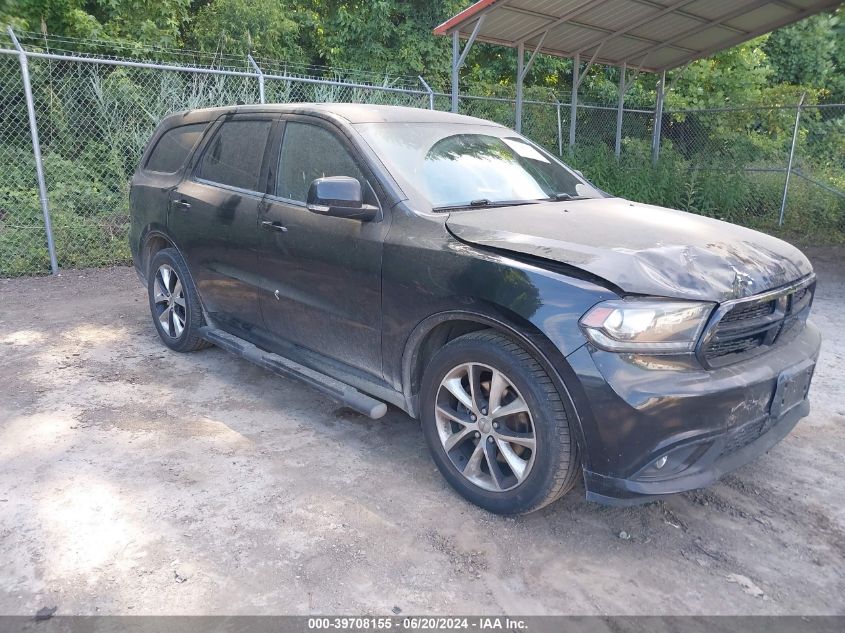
xmin=652 ymin=102 xmax=845 ymax=235
xmin=1 ymin=35 xmax=843 ymax=276
xmin=0 ymin=53 xmax=48 ymax=275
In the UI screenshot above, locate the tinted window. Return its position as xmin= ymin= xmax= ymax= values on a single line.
xmin=198 ymin=119 xmax=272 ymax=191
xmin=276 ymin=122 xmax=366 ymax=202
xmin=145 ymin=123 xmax=207 ymax=173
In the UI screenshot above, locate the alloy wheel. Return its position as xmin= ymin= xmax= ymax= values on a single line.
xmin=152 ymin=264 xmax=187 ymax=339
xmin=435 ymin=362 xmax=537 ymax=492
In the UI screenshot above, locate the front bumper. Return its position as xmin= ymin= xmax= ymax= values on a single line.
xmin=566 ymin=322 xmax=821 ymax=506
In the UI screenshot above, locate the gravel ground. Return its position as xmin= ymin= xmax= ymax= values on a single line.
xmin=0 ymin=247 xmax=843 ymax=616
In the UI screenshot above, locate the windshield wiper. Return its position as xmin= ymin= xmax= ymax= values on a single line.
xmin=433 ymin=199 xmax=538 ymax=212
xmin=546 ymin=192 xmax=588 ymax=201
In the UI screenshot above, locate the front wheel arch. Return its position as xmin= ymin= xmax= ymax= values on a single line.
xmin=400 ymin=309 xmax=592 ymax=472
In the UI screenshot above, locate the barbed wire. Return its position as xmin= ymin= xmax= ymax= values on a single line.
xmin=7 ymin=29 xmax=430 ymax=90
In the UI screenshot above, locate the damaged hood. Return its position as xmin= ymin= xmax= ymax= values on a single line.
xmin=445 ymin=198 xmax=813 ymax=302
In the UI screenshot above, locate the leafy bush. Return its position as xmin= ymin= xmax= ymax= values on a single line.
xmin=568 ymin=140 xmax=845 ymax=244
xmin=0 ymin=144 xmax=132 ymax=276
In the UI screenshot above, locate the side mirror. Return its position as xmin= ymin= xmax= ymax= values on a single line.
xmin=306 ymin=176 xmax=379 ymax=221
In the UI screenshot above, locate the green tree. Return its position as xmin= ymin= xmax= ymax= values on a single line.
xmin=301 ymin=0 xmax=463 ymax=82
xmin=3 ymin=0 xmax=190 ymax=49
xmin=764 ymin=8 xmax=843 ymax=101
xmin=665 ymin=40 xmax=777 ymax=109
xmin=188 ymin=0 xmax=307 ymax=62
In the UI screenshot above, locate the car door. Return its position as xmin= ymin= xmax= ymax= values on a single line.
xmin=257 ymin=117 xmax=388 ymax=377
xmin=168 ymin=113 xmax=275 ymax=333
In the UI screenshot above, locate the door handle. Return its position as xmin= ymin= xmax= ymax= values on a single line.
xmin=171 ymin=199 xmax=191 ymax=210
xmin=261 ymin=220 xmax=288 ymax=233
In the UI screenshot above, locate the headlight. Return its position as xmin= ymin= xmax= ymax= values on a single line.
xmin=580 ymin=299 xmax=714 ymax=353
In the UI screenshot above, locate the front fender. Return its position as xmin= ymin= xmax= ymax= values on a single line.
xmin=399 ymin=306 xmax=605 ymax=467
xmin=384 ymin=224 xmax=619 ymax=470
xmin=384 ymin=231 xmax=618 ymax=385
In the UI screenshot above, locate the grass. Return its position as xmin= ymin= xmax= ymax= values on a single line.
xmin=568 ymin=141 xmax=845 ymax=247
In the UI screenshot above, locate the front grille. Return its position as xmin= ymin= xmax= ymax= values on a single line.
xmin=705 ymin=333 xmax=766 ymax=359
xmin=720 ymin=300 xmax=775 ymax=324
xmin=699 ymin=277 xmax=815 ymax=368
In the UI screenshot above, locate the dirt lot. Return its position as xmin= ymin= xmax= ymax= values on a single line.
xmin=0 ymin=248 xmax=843 ymax=616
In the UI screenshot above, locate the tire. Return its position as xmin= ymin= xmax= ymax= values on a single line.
xmin=147 ymin=247 xmax=210 ymax=352
xmin=420 ymin=330 xmax=579 ymax=514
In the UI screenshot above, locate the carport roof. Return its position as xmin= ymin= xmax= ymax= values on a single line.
xmin=434 ymin=0 xmax=843 ymax=73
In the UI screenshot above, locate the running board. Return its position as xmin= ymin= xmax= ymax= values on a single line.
xmin=199 ymin=327 xmax=388 ymax=419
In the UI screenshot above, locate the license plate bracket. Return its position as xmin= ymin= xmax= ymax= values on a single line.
xmin=770 ymin=359 xmax=815 ymax=420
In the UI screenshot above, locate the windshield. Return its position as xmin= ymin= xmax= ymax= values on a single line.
xmin=355 ymin=122 xmax=603 ymax=209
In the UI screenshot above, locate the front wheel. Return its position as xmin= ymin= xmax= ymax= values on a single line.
xmin=420 ymin=330 xmax=579 ymax=514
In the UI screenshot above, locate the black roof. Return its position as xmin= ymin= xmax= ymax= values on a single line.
xmin=163 ymin=103 xmax=502 ymax=127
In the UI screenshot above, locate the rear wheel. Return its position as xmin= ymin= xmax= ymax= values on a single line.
xmin=420 ymin=330 xmax=579 ymax=514
xmin=147 ymin=248 xmax=209 ymax=352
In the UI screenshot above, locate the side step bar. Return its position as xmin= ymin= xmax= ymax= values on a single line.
xmin=199 ymin=327 xmax=388 ymax=419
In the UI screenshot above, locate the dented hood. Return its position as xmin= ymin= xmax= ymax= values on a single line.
xmin=445 ymin=198 xmax=813 ymax=302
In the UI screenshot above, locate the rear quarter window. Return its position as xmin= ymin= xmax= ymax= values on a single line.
xmin=144 ymin=123 xmax=207 ymax=173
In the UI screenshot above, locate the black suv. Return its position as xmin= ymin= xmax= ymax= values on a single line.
xmin=130 ymin=104 xmax=820 ymax=514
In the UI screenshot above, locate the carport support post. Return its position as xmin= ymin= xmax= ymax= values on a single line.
xmin=615 ymin=63 xmax=626 ymax=159
xmin=450 ymin=17 xmax=485 ymax=113
xmin=569 ymin=53 xmax=579 ymax=153
xmin=556 ymin=101 xmax=563 ymax=156
xmin=652 ymin=70 xmax=666 ymax=166
xmin=248 ymin=54 xmax=265 ymax=104
xmin=515 ymin=31 xmax=548 ymax=133
xmin=451 ymin=32 xmax=460 ymax=112
xmin=9 ymin=26 xmax=58 ymax=275
xmin=779 ymin=92 xmax=806 ymax=226
xmin=515 ymin=42 xmax=525 ymax=132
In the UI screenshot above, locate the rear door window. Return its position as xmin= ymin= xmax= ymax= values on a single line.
xmin=198 ymin=119 xmax=273 ymax=191
xmin=276 ymin=122 xmax=367 ymax=202
xmin=145 ymin=123 xmax=207 ymax=173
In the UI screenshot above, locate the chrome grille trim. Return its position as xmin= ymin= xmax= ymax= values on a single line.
xmin=696 ymin=275 xmax=816 ymax=368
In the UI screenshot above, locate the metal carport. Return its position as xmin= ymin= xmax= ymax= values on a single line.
xmin=434 ymin=0 xmax=842 ymax=161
